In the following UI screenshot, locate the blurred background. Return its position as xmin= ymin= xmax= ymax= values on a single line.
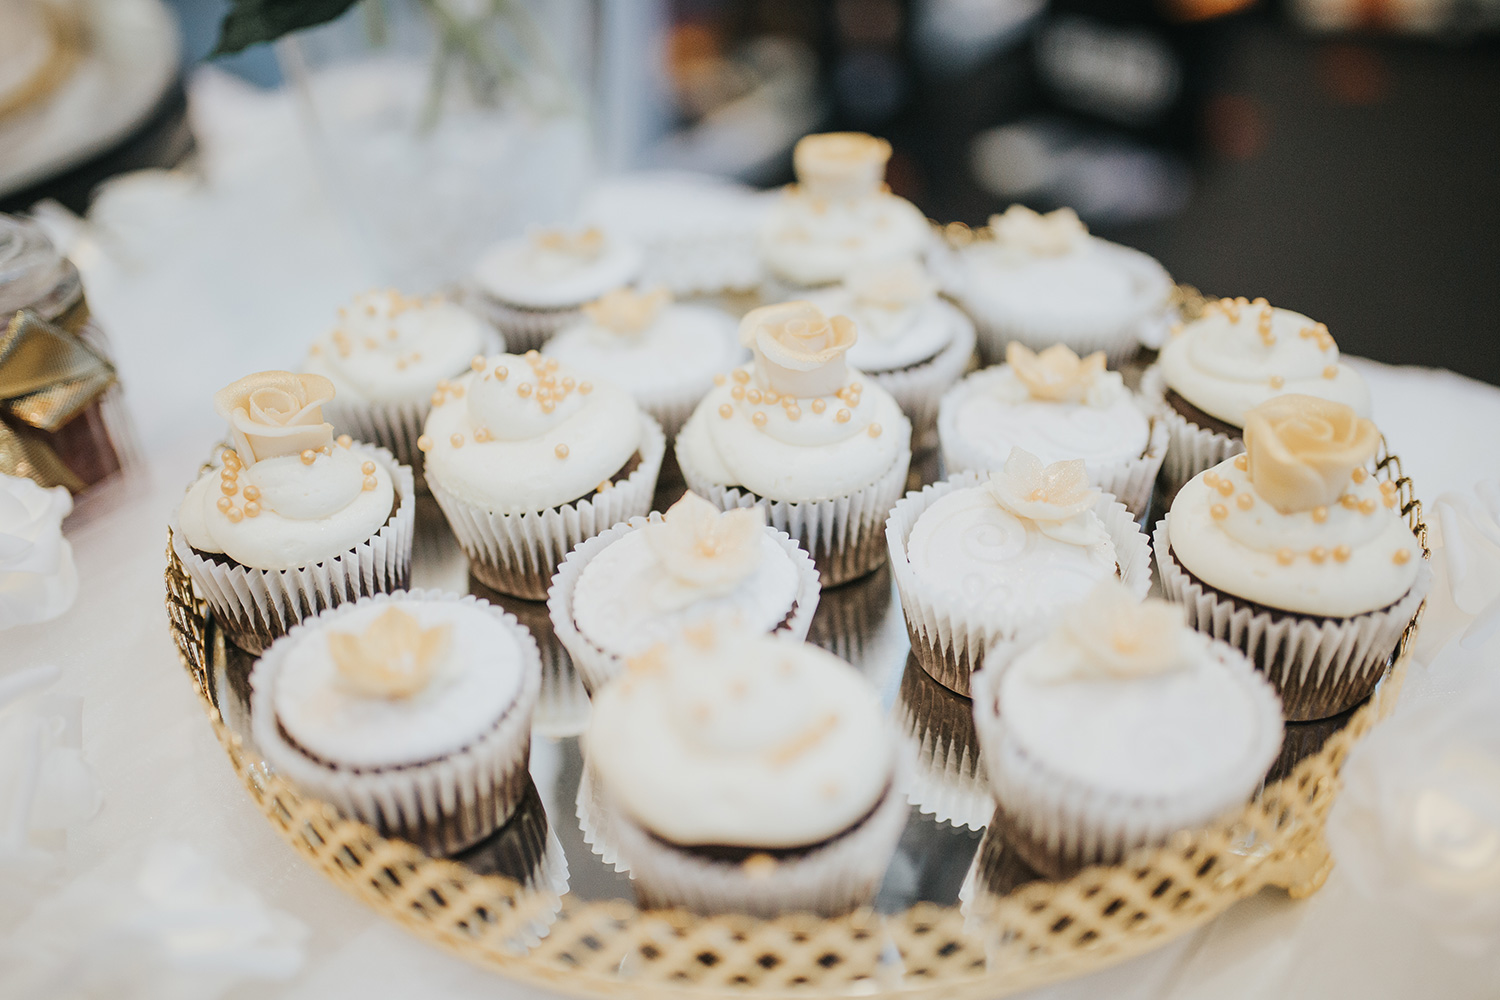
xmin=2 ymin=0 xmax=1497 ymax=382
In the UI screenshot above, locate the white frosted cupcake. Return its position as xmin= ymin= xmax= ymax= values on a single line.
xmin=420 ymin=351 xmax=665 ymax=599
xmin=971 ymin=581 xmax=1284 ymax=878
xmin=675 ymin=302 xmax=913 ymax=587
xmin=885 ymin=450 xmax=1152 ymax=696
xmin=171 ymin=372 xmax=415 ymax=655
xmin=542 ymin=288 xmax=743 ymax=439
xmin=1155 ymin=395 xmax=1429 ymax=721
xmin=804 ymin=257 xmax=976 ymax=440
xmin=938 ymin=343 xmax=1166 ymax=516
xmin=467 ymin=226 xmax=643 ymax=353
xmin=577 ymin=625 xmax=906 ymax=916
xmin=951 ymin=205 xmax=1173 ymax=367
xmin=1144 ymin=296 xmax=1372 ymax=498
xmin=548 ymin=491 xmax=821 ymax=693
xmin=758 ymin=132 xmax=932 ymax=296
xmin=251 ymin=591 xmax=540 ymax=855
xmin=305 ymin=289 xmax=500 ymax=481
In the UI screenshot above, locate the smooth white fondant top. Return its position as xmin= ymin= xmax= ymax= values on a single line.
xmin=803 ymin=259 xmax=965 ymax=372
xmin=543 ymin=302 xmax=743 ymax=398
xmin=473 ymin=229 xmax=643 ymax=309
xmin=1168 ymin=457 xmax=1422 ymax=616
xmin=586 ymin=628 xmax=893 ymax=847
xmin=421 ymin=352 xmax=643 ymax=512
xmin=273 ymin=598 xmax=525 ymax=769
xmin=1158 ymin=303 xmax=1371 ymax=428
xmin=305 ymin=290 xmax=491 ymax=405
xmin=758 ymin=190 xmax=931 ymax=288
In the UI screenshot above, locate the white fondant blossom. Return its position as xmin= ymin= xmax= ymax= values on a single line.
xmin=989 ymin=204 xmax=1087 ymax=257
xmin=1036 ymin=580 xmax=1192 ymax=683
xmin=582 ymin=286 xmax=671 ymax=335
xmin=0 ymin=474 xmax=78 ymax=631
xmin=328 ymin=607 xmax=452 ymax=699
xmin=213 ymin=371 xmax=335 ymax=465
xmin=793 ymin=132 xmax=892 ymax=202
xmin=740 ymin=301 xmax=857 ymax=398
xmin=985 ymin=448 xmax=1104 ymax=545
xmin=643 ymin=492 xmax=766 ymax=610
xmin=1418 ymin=480 xmax=1500 ymax=661
xmin=1243 ymin=394 xmax=1380 ymax=513
xmin=1005 ymin=342 xmax=1107 ymax=404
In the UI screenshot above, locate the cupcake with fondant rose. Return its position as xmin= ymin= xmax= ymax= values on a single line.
xmin=885 ymin=448 xmax=1151 ymax=696
xmin=172 ymin=372 xmax=415 ymax=654
xmin=548 ymin=491 xmax=821 ymax=693
xmin=252 ymin=591 xmax=540 ymax=855
xmin=675 ymin=302 xmax=912 ymax=586
xmin=466 ymin=226 xmax=643 ymax=353
xmin=938 ymin=342 xmax=1167 ymax=516
xmin=420 ymin=350 xmax=665 ymax=600
xmin=970 ymin=580 xmax=1283 ymax=879
xmin=1154 ymin=395 xmax=1429 ymax=721
xmin=1143 ymin=296 xmax=1371 ymax=497
xmin=576 ymin=624 xmax=906 ymax=916
xmin=949 ymin=205 xmax=1173 ymax=367
xmin=305 ymin=288 xmax=499 ymax=481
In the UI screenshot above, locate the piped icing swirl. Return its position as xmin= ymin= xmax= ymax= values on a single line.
xmin=419 ymin=351 xmax=642 ymax=512
xmin=675 ymin=303 xmax=908 ymax=501
xmin=804 ymin=257 xmax=961 ymax=372
xmin=473 ymin=226 xmax=643 ymax=309
xmin=1158 ymin=297 xmax=1371 ymax=428
xmin=1167 ymin=396 xmax=1421 ymax=616
xmin=586 ymin=625 xmax=893 ymax=847
xmin=305 ymin=289 xmax=490 ymax=404
xmin=177 ymin=372 xmax=397 ymax=570
xmin=758 ymin=132 xmax=931 ymax=287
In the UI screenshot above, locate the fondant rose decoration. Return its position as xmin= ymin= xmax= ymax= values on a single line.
xmin=1418 ymin=480 xmax=1500 ymax=661
xmin=986 ymin=449 xmax=1106 ymax=547
xmin=582 ymin=286 xmax=672 ymax=335
xmin=532 ymin=226 xmax=605 ymax=260
xmin=1040 ymin=580 xmax=1190 ymax=683
xmin=989 ymin=204 xmax=1087 ymax=257
xmin=793 ymin=132 xmax=891 ymax=202
xmin=0 ymin=473 xmax=78 ymax=630
xmin=329 ymin=607 xmax=452 ymax=699
xmin=644 ymin=492 xmax=766 ymax=609
xmin=740 ymin=301 xmax=858 ymax=398
xmin=213 ymin=371 xmax=336 ymax=465
xmin=1243 ymin=394 xmax=1380 ymax=514
xmin=1006 ymin=342 xmax=1107 ymax=404
xmin=847 ymin=257 xmax=936 ymax=312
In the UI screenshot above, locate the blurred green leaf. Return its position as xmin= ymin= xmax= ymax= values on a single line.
xmin=212 ymin=0 xmax=363 ymax=55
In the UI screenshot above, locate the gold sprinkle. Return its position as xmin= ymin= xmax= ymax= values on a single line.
xmin=811 ymin=398 xmax=826 ymax=414
xmin=494 ymin=366 xmax=508 ymax=380
xmin=1394 ymin=548 xmax=1411 ymax=565
xmin=216 ymin=496 xmax=232 ymax=513
xmin=430 ymin=391 xmax=445 ymax=406
xmin=718 ymin=404 xmax=733 ymax=419
xmin=540 ymin=401 xmax=555 ymax=414
xmin=764 ymin=391 xmax=780 ymax=405
xmin=225 ymin=506 xmax=243 ymax=523
xmin=222 ymin=450 xmax=241 ymax=468
xmin=787 ymin=406 xmax=802 ymax=421
xmin=1211 ymin=504 xmax=1228 ymax=520
xmin=555 ymin=444 xmax=569 ymax=459
xmin=1384 ymin=493 xmax=1397 ymax=508
xmin=836 ymin=408 xmax=851 ymax=423
xmin=579 ymin=382 xmax=593 ymax=395
xmin=1323 ymin=365 xmax=1338 ymax=379
xmin=1237 ymin=493 xmax=1254 ymax=510
xmin=337 ymin=434 xmax=352 ymax=449
xmin=1217 ymin=479 xmax=1235 ymax=497
xmin=437 ymin=379 xmax=451 ymax=390
xmin=1359 ymin=498 xmax=1377 ymax=515
xmin=1276 ymin=548 xmax=1294 ymax=565
xmin=517 ymin=383 xmax=533 ymax=397
xmin=363 ymin=476 xmax=377 ymax=491
xmin=1333 ymin=545 xmax=1350 ymax=562
xmin=868 ymin=423 xmax=882 ymax=438
xmin=1340 ymin=494 xmax=1359 ymax=509
xmin=450 ymin=433 xmax=464 ymax=448
xmin=731 ymin=386 xmax=745 ymax=401
xmin=525 ymin=349 xmax=540 ymax=362
xmin=1352 ymin=467 xmax=1368 ymax=483
xmin=1312 ymin=506 xmax=1328 ymax=523
xmin=713 ymin=373 xmax=727 ymax=386
xmin=451 ymin=385 xmax=464 ymax=399
xmin=746 ymin=388 xmax=762 ymax=404
xmin=562 ymin=377 xmax=575 ymax=390
xmin=242 ymin=486 xmax=260 ymax=502
xmin=473 ymin=427 xmax=491 ymax=443
xmin=1234 ymin=454 xmax=1248 ymax=471
xmin=1204 ymin=470 xmax=1220 ymax=487
xmin=417 ymin=435 xmax=433 ymax=452
xmin=1380 ymin=480 xmax=1397 ymax=494
xmin=732 ymin=369 xmax=750 ymax=384
xmin=850 ymin=381 xmax=863 ymax=392
xmin=545 ymin=357 xmax=559 ymax=372
xmin=1310 ymin=546 xmax=1327 ymax=564
xmin=301 ymin=449 xmax=316 ymax=466
xmin=470 ymin=355 xmax=486 ymax=372
xmin=752 ymin=411 xmax=768 ymax=427
xmin=321 ymin=445 xmax=332 ymax=456
xmin=1269 ymin=375 xmax=1284 ymax=389
xmin=244 ymin=501 xmax=261 ymax=518
xmin=357 ymin=461 xmax=373 ymax=476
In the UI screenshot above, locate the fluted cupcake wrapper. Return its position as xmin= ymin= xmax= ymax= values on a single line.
xmin=172 ymin=445 xmax=416 ymax=656
xmin=1139 ymin=365 xmax=1244 ymax=503
xmin=251 ymin=591 xmax=542 ymax=856
xmin=575 ymin=761 xmax=910 ymax=918
xmin=547 ymin=516 xmax=822 ymax=695
xmin=805 ymin=562 xmax=895 ymax=675
xmin=456 ymin=283 xmax=581 ymax=354
xmin=893 ymin=658 xmax=993 ymax=832
xmin=1153 ymin=519 xmax=1431 ymax=722
xmin=865 ymin=302 xmax=977 ymax=444
xmin=970 ymin=639 xmax=1284 ymax=879
xmin=426 ymin=414 xmax=667 ymax=600
xmin=886 ymin=471 xmax=1153 ymax=697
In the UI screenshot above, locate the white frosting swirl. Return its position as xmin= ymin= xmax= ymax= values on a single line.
xmin=0 ymin=473 xmax=77 ymax=629
xmin=305 ymin=290 xmax=490 ymax=405
xmin=543 ymin=301 xmax=742 ymax=398
xmin=586 ymin=627 xmax=893 ymax=847
xmin=1158 ymin=299 xmax=1371 ymax=427
xmin=1168 ymin=456 xmax=1422 ymax=616
xmin=473 ymin=227 xmax=643 ymax=309
xmin=420 ymin=352 xmax=642 ymax=512
xmin=803 ymin=259 xmax=963 ymax=372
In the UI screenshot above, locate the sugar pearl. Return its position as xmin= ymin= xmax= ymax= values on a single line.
xmin=1352 ymin=467 xmax=1368 ymax=483
xmin=811 ymin=399 xmax=826 ymax=414
xmin=1276 ymin=548 xmax=1294 ymax=565
xmin=1359 ymin=498 xmax=1377 ymax=515
xmin=517 ymin=383 xmax=533 ymax=397
xmin=1269 ymin=375 xmax=1284 ymax=389
xmin=868 ymin=423 xmax=882 ymax=438
xmin=578 ymin=382 xmax=593 ymax=395
xmin=1217 ymin=479 xmax=1235 ymax=497
xmin=1333 ymin=545 xmax=1350 ymax=562
xmin=1323 ymin=366 xmax=1338 ymax=379
xmin=731 ymin=386 xmax=745 ymax=401
xmin=719 ymin=404 xmax=733 ymax=419
xmin=836 ymin=408 xmax=851 ymax=423
xmin=713 ymin=374 xmax=727 ymax=386
xmin=216 ymin=496 xmax=232 ymax=512
xmin=494 ymin=366 xmax=508 ymax=380
xmin=555 ymin=444 xmax=569 ymax=459
xmin=746 ymin=389 xmax=762 ymax=404
xmin=1393 ymin=548 xmax=1411 ymax=565
xmin=301 ymin=449 xmax=316 ymax=465
xmin=450 ymin=433 xmax=464 ymax=448
xmin=431 ymin=391 xmax=445 ymax=406
xmin=1312 ymin=506 xmax=1328 ymax=523
xmin=1211 ymin=504 xmax=1228 ymax=520
xmin=417 ymin=435 xmax=433 ymax=452
xmin=337 ymin=435 xmax=352 ymax=449
xmin=244 ymin=501 xmax=261 ymax=518
xmin=732 ymin=369 xmax=750 ymax=384
xmin=220 ymin=481 xmax=237 ymax=496
xmin=1204 ymin=471 xmax=1219 ymax=487
xmin=787 ymin=406 xmax=802 ymax=421
xmin=1310 ymin=547 xmax=1327 ymax=563
xmin=362 ymin=476 xmax=377 ymax=491
xmin=361 ymin=461 xmax=376 ymax=475
xmin=752 ymin=412 xmax=768 ymax=427
xmin=1233 ymin=454 xmax=1248 ymax=471
xmin=242 ymin=485 xmax=260 ymax=502
xmin=225 ymin=506 xmax=243 ymax=523
xmin=1237 ymin=493 xmax=1254 ymax=510
xmin=473 ymin=427 xmax=491 ymax=442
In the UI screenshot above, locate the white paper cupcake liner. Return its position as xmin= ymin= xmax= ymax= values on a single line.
xmin=575 ymin=760 xmax=910 ymax=917
xmin=1153 ymin=519 xmax=1432 ymax=722
xmin=1139 ymin=364 xmax=1244 ymax=502
xmin=970 ymin=637 xmax=1284 ymax=878
xmin=805 ymin=562 xmax=896 ymax=676
xmin=455 ymin=283 xmax=581 ymax=354
xmin=172 ymin=445 xmax=416 ymax=656
xmin=678 ymin=417 xmax=913 ymax=588
xmin=937 ymin=378 xmax=1169 ymax=519
xmin=886 ymin=471 xmax=1153 ymax=697
xmin=250 ymin=590 xmax=542 ymax=856
xmin=547 ymin=516 xmax=822 ymax=695
xmin=426 ymin=414 xmax=667 ymax=600
xmin=865 ymin=301 xmax=978 ymax=442
xmin=893 ymin=659 xmax=993 ymax=832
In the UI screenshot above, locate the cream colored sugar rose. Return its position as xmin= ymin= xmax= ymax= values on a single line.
xmin=740 ymin=301 xmax=857 ymax=398
xmin=213 ymin=371 xmax=336 ymax=465
xmin=1006 ymin=342 xmax=1106 ymax=404
xmin=643 ymin=491 xmax=766 ymax=605
xmin=1243 ymin=394 xmax=1380 ymax=513
xmin=329 ymin=606 xmax=452 ymax=699
xmin=793 ymin=132 xmax=891 ymax=202
xmin=989 ymin=204 xmax=1087 ymax=257
xmin=1038 ymin=579 xmax=1192 ymax=683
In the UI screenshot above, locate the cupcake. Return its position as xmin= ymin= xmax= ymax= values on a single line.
xmin=804 ymin=257 xmax=977 ymax=440
xmin=675 ymin=302 xmax=913 ymax=587
xmin=466 ymin=226 xmax=643 ymax=353
xmin=420 ymin=351 xmax=665 ymax=600
xmin=971 ymin=580 xmax=1284 ymax=877
xmin=304 ymin=289 xmax=499 ymax=482
xmin=541 ymin=287 xmax=743 ymax=439
xmin=758 ymin=132 xmax=932 ymax=297
xmin=171 ymin=372 xmax=415 ymax=655
xmin=1144 ymin=296 xmax=1371 ymax=498
xmin=949 ymin=205 xmax=1173 ymax=367
xmin=885 ymin=449 xmax=1152 ymax=696
xmin=548 ymin=491 xmax=821 ymax=693
xmin=1154 ymin=395 xmax=1429 ymax=721
xmin=937 ymin=342 xmax=1167 ymax=516
xmin=250 ymin=591 xmax=541 ymax=855
xmin=577 ymin=625 xmax=907 ymax=916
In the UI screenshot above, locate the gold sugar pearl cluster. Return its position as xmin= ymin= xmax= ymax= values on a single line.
xmin=1211 ymin=460 xmax=1405 ymax=565
xmin=1198 ymin=297 xmax=1340 ymax=388
xmin=418 ymin=352 xmax=584 ymax=459
xmin=713 ymin=369 xmax=878 ymax=435
xmin=314 ymin=290 xmax=438 ymax=366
